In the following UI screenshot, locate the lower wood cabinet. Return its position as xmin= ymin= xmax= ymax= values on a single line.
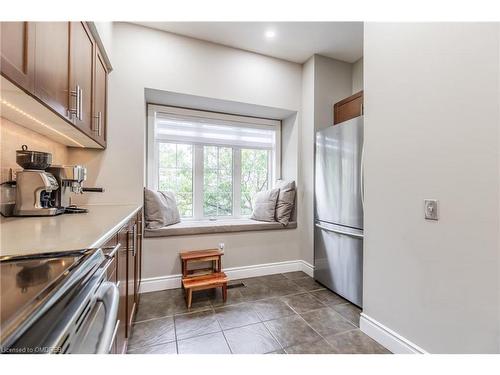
xmin=101 ymin=208 xmax=143 ymax=354
xmin=116 ymin=227 xmax=129 ymax=354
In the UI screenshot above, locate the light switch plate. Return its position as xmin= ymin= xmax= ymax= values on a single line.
xmin=424 ymin=199 xmax=439 ymax=220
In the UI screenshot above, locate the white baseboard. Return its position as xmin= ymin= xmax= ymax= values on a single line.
xmin=360 ymin=313 xmax=428 ymax=354
xmin=140 ymin=259 xmax=315 ymax=293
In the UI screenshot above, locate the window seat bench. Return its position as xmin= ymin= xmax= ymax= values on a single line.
xmin=144 ymin=218 xmax=297 ymax=238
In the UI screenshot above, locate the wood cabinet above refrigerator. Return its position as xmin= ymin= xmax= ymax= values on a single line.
xmin=333 ymin=91 xmax=364 ymax=125
xmin=0 ymin=21 xmax=112 ymax=149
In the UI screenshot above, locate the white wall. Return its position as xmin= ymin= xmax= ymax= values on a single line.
xmin=298 ymin=57 xmax=315 ymax=265
xmin=298 ymin=55 xmax=352 ymax=264
xmin=363 ymin=23 xmax=500 ymax=353
xmin=69 ymin=22 xmax=304 ymax=280
xmin=352 ymin=57 xmax=363 ymax=93
xmin=314 ymin=55 xmax=353 ymax=130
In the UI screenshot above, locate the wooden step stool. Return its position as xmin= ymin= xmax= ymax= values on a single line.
xmin=180 ymin=249 xmax=228 ymax=308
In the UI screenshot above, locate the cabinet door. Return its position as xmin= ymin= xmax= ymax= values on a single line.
xmin=0 ymin=22 xmax=35 ymax=92
xmin=69 ymin=22 xmax=94 ymax=134
xmin=92 ymin=49 xmax=107 ymax=144
xmin=334 ymin=91 xmax=363 ymax=125
xmin=116 ymin=227 xmax=128 ymax=354
xmin=126 ymin=222 xmax=137 ymax=332
xmin=34 ymin=22 xmax=70 ymax=119
xmin=135 ymin=210 xmax=143 ymax=304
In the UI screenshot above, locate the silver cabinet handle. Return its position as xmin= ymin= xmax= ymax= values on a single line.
xmin=103 ymin=242 xmax=121 ymax=259
xmin=360 ymin=142 xmax=365 ymax=210
xmin=95 ymin=281 xmax=119 ymax=354
xmin=98 ymin=111 xmax=102 ymax=136
xmin=132 ymin=224 xmax=137 ymax=257
xmin=78 ymin=87 xmax=83 ymax=121
xmin=69 ymin=85 xmax=80 ymax=120
xmin=315 ymin=223 xmax=364 ymax=239
xmin=92 ymin=112 xmax=100 ymax=135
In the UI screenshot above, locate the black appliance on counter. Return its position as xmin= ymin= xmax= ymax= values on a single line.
xmin=0 ymin=248 xmax=119 ymax=354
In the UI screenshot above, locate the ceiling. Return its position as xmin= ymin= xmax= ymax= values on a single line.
xmin=133 ymin=22 xmax=363 ymax=64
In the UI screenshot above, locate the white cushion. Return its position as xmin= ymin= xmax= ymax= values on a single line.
xmin=275 ymin=180 xmax=296 ymax=226
xmin=144 ymin=188 xmax=181 ymax=229
xmin=250 ymin=188 xmax=280 ymax=222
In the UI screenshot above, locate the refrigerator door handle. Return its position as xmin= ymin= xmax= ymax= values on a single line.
xmin=315 ymin=223 xmax=364 ymax=239
xmin=360 ymin=142 xmax=365 ymax=211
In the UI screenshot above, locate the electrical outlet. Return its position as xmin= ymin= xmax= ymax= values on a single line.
xmin=219 ymin=242 xmax=225 ymax=253
xmin=424 ymin=199 xmax=439 ymax=220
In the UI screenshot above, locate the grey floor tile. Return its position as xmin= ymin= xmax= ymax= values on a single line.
xmin=264 ymin=315 xmax=322 ymax=348
xmin=214 ymin=303 xmax=261 ymax=330
xmin=224 ymin=323 xmax=281 ymax=354
xmin=128 ymin=316 xmax=175 ymax=349
xmin=266 ymin=349 xmax=286 ymax=354
xmin=310 ymin=289 xmax=348 ymax=306
xmin=282 ymin=271 xmax=310 ymax=280
xmin=267 ymin=280 xmax=305 ymax=297
xmin=256 ymin=274 xmax=289 ymax=284
xmin=135 ymin=288 xmax=211 ymax=322
xmin=281 ymin=292 xmax=326 ymax=314
xmin=300 ymin=307 xmax=356 ymax=336
xmin=331 ymin=303 xmax=362 ymax=327
xmin=252 ymin=297 xmax=297 ymax=321
xmin=127 ymin=341 xmax=177 ymax=354
xmin=324 ymin=329 xmax=391 ymax=354
xmin=177 ymin=332 xmax=231 ymax=354
xmin=239 ymin=283 xmax=273 ymax=302
xmin=174 ymin=309 xmax=220 ymax=340
xmin=284 ymin=338 xmax=336 ymax=354
xmin=211 ymin=288 xmax=246 ymax=307
xmin=240 ymin=274 xmax=288 ymax=287
xmin=292 ymin=277 xmax=325 ymax=291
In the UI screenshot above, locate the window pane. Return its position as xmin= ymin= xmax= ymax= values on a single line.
xmin=158 ymin=142 xmax=193 ymax=217
xmin=241 ymin=149 xmax=270 ymax=216
xmin=203 ymin=146 xmax=233 ymax=217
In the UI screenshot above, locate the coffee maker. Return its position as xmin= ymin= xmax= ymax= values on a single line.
xmin=46 ymin=165 xmax=87 ymax=211
xmin=14 ymin=170 xmax=63 ymax=216
xmin=14 ymin=146 xmax=64 ymax=216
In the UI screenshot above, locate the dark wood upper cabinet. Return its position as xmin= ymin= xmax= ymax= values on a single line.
xmin=1 ymin=21 xmax=109 ymax=148
xmin=93 ymin=48 xmax=108 ymax=143
xmin=34 ymin=22 xmax=70 ymax=119
xmin=1 ymin=22 xmax=35 ymax=92
xmin=69 ymin=22 xmax=95 ymax=135
xmin=334 ymin=90 xmax=364 ymax=125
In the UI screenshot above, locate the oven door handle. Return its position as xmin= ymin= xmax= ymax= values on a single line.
xmin=95 ymin=281 xmax=119 ymax=354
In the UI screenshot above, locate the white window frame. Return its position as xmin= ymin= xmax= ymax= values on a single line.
xmin=147 ymin=104 xmax=281 ymax=220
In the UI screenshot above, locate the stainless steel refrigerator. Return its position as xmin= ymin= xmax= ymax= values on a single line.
xmin=314 ymin=116 xmax=364 ymax=307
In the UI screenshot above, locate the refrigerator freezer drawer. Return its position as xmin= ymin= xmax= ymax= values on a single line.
xmin=314 ymin=222 xmax=363 ymax=307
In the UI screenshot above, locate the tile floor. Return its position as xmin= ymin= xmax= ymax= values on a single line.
xmin=127 ymin=272 xmax=390 ymax=354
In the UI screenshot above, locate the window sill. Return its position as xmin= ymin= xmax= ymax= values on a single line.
xmin=144 ymin=218 xmax=297 ymax=238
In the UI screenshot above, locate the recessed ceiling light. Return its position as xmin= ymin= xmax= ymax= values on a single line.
xmin=265 ymin=29 xmax=276 ymax=39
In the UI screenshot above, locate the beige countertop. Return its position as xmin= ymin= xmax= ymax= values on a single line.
xmin=0 ymin=204 xmax=142 ymax=258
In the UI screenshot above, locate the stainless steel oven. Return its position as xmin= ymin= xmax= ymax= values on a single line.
xmin=1 ymin=248 xmax=119 ymax=354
